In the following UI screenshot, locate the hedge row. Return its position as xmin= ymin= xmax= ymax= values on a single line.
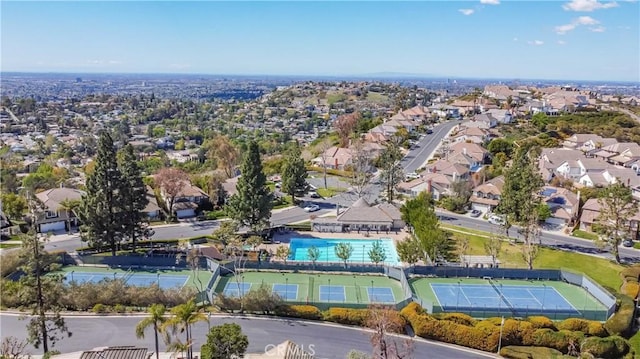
xmin=273 ymin=305 xmax=405 ymax=333
xmin=604 ymin=292 xmax=635 ymax=336
xmin=620 ymin=264 xmax=640 ymax=300
xmin=581 ymin=335 xmax=633 ymax=359
xmin=77 ymin=237 xmax=211 ymax=253
xmin=400 ymin=303 xmax=634 ymax=357
xmin=499 ymin=346 xmax=574 ymax=359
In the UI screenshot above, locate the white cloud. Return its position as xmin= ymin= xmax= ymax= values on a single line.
xmin=576 ymin=15 xmax=599 ymax=25
xmin=458 ymin=8 xmax=475 ymax=15
xmin=108 ymin=60 xmax=123 ymax=65
xmin=513 ymin=37 xmax=519 ymax=41
xmin=555 ymin=16 xmax=600 ymax=34
xmin=590 ymin=25 xmax=606 ymax=32
xmin=557 ymin=40 xmax=567 ymax=45
xmin=528 ymin=40 xmax=545 ymax=46
xmin=563 ymin=0 xmax=618 ymax=11
xmin=480 ymin=0 xmax=500 ymax=4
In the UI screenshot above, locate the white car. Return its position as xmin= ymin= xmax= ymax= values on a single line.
xmin=488 ymin=214 xmax=506 ymax=225
xmin=405 ymin=172 xmax=420 ymax=181
xmin=304 ymin=204 xmax=320 ymax=212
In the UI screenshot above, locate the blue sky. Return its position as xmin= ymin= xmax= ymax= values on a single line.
xmin=1 ymin=1 xmax=638 ymax=82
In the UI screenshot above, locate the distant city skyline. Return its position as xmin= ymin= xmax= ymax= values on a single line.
xmin=2 ymin=0 xmax=638 ymax=82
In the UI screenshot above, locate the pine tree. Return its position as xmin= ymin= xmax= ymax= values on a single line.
xmin=379 ymin=140 xmax=404 ymax=203
xmin=281 ymin=141 xmax=308 ymax=203
xmin=118 ymin=143 xmax=149 ymax=251
xmin=225 ymin=141 xmax=273 ymax=233
xmin=20 ymin=197 xmax=71 ymax=354
xmin=78 ymin=131 xmax=124 ymax=256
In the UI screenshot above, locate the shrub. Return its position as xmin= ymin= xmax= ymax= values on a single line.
xmin=499 ymin=346 xmax=573 ymax=359
xmin=215 ymin=294 xmax=242 ymax=313
xmin=113 ymin=304 xmax=126 ymax=313
xmin=522 ymin=328 xmax=584 ymax=354
xmin=0 ymin=252 xmax=23 ymax=278
xmin=435 ymin=312 xmax=476 ymax=326
xmin=620 ymin=266 xmax=640 ymax=283
xmin=581 ymin=335 xmax=631 ymax=359
xmin=621 ymin=281 xmax=640 ymax=300
xmin=557 ymin=318 xmax=606 ymax=337
xmin=604 ymin=293 xmax=635 ymax=336
xmin=324 ymin=308 xmax=369 ymax=326
xmin=275 ymin=305 xmax=322 ymax=320
xmin=527 ymin=316 xmax=556 ymax=330
xmin=242 ymin=284 xmax=283 ymax=314
xmin=92 ymin=303 xmax=106 ymax=313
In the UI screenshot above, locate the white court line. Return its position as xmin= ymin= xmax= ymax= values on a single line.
xmin=525 ymin=289 xmax=543 ymax=307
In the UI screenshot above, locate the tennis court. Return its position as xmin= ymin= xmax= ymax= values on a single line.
xmin=214 ymin=271 xmax=403 ymax=307
xmin=58 ymin=266 xmax=211 ymax=291
xmin=367 ymin=287 xmax=396 ymax=303
xmin=222 ymin=282 xmax=252 ymax=297
xmin=411 ymin=277 xmax=610 ymax=320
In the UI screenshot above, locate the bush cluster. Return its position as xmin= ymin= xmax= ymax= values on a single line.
xmin=604 ymin=293 xmax=635 ymax=336
xmin=499 ymin=346 xmax=574 ymax=359
xmin=620 ymin=265 xmax=640 ymax=300
xmin=0 ymin=278 xmax=195 ymax=311
xmin=324 ymin=307 xmax=371 ymax=326
xmin=401 ymin=303 xmax=634 ymax=357
xmin=580 ymin=335 xmax=633 ymax=359
xmin=556 ymin=318 xmax=607 ymax=337
xmin=276 ymin=305 xmax=323 ymax=320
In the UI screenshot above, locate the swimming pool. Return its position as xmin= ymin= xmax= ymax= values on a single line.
xmin=288 ymin=238 xmax=400 ymax=265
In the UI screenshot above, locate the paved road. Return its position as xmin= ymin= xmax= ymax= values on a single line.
xmin=0 ymin=314 xmax=493 ymax=359
xmin=325 ymin=120 xmax=459 ymax=207
xmin=436 ymin=210 xmax=640 ymax=263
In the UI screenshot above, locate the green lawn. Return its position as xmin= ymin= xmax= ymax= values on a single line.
xmin=571 ymin=230 xmax=598 ymax=241
xmin=366 ymin=92 xmax=390 ymax=104
xmin=446 ymin=226 xmax=624 ymax=291
xmin=316 ymin=187 xmax=346 ymax=198
xmin=0 ymin=243 xmax=21 ymax=249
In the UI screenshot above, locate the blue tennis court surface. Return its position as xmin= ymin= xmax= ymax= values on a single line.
xmin=430 ymin=283 xmax=580 ymax=316
xmin=223 ymin=282 xmax=251 ymax=297
xmin=367 ymin=287 xmax=395 ymax=303
xmin=63 ymin=271 xmax=188 ymax=289
xmin=272 ymin=284 xmax=298 ymax=300
xmin=319 ymin=285 xmax=346 ymax=302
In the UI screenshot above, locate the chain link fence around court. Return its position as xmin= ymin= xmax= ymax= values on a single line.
xmin=560 ymin=268 xmax=617 ymax=319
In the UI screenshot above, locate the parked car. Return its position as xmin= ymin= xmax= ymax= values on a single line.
xmin=470 ymin=209 xmax=482 ymax=218
xmin=426 ymin=129 xmax=433 ymax=134
xmin=488 ymin=214 xmax=506 ymax=225
xmin=623 ymin=239 xmax=634 ymax=247
xmin=405 ymin=172 xmax=420 ymax=181
xmin=304 ymin=204 xmax=320 ymax=212
xmin=309 ymin=191 xmax=321 ymax=198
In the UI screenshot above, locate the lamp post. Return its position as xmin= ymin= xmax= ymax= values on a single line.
xmin=498 ymin=316 xmax=505 ymax=354
xmin=157 ymin=273 xmax=160 ymax=287
xmin=207 ymin=311 xmax=211 ymax=331
xmin=456 ymin=280 xmax=461 ymax=310
xmin=362 ymin=244 xmax=365 ymax=263
xmin=285 ymin=277 xmax=289 ymax=301
xmin=328 ymin=279 xmax=331 ymax=303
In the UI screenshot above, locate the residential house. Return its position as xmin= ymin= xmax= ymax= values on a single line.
xmin=161 ymin=181 xmax=209 ymax=219
xmin=451 ymin=126 xmax=489 ymax=145
xmin=34 ymin=187 xmax=85 ymax=233
xmin=540 ymin=186 xmax=579 ymax=226
xmin=469 ymin=176 xmax=505 ymax=214
xmin=397 ymin=172 xmax=452 ymax=200
xmin=579 ymin=198 xmax=640 ymax=239
xmin=462 ymin=114 xmax=496 ymax=129
xmin=311 ymin=146 xmax=353 ymax=170
xmin=449 ymin=142 xmax=489 ymax=168
xmin=485 ymin=109 xmax=513 ymax=124
xmin=563 ymin=134 xmax=607 ymax=150
xmin=364 ymin=124 xmax=398 ymax=143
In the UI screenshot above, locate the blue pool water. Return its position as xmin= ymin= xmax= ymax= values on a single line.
xmin=288 ymin=238 xmax=400 ymax=265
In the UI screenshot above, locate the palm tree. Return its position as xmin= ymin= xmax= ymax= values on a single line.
xmin=163 ymin=300 xmax=207 ymax=359
xmin=135 ymin=304 xmax=167 ymax=359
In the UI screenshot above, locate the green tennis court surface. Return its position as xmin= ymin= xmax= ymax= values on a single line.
xmin=411 ymin=277 xmax=609 ymax=320
xmin=214 ymin=271 xmax=404 ymax=306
